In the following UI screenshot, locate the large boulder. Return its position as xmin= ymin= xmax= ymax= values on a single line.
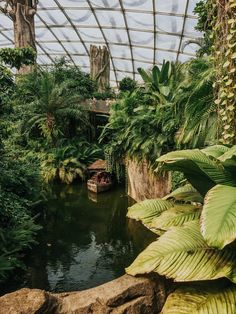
xmin=55 ymin=275 xmax=166 ymax=313
xmin=0 ymin=275 xmax=168 ymax=313
xmin=0 ymin=288 xmax=57 ymax=314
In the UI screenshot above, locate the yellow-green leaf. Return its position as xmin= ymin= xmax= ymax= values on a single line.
xmin=201 ymin=185 xmax=236 ymax=249
xmin=126 ymin=221 xmax=236 ymax=282
xmin=162 ymin=284 xmax=236 ymax=314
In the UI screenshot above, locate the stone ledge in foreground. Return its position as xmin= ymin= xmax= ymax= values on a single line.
xmin=0 ymin=274 xmax=168 ymax=314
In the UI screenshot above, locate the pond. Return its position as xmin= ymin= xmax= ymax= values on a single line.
xmin=3 ymin=184 xmax=155 ymax=294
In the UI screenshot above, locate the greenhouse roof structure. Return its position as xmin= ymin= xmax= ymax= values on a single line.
xmin=0 ymin=0 xmax=201 ymax=86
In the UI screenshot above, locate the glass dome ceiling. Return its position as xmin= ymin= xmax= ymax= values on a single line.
xmin=0 ymin=0 xmax=201 ymax=86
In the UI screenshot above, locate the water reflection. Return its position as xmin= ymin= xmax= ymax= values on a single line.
xmin=11 ymin=184 xmax=156 ymax=292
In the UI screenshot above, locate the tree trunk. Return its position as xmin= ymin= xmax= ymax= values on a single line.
xmin=4 ymin=0 xmax=37 ymax=74
xmin=90 ymin=45 xmax=110 ymax=92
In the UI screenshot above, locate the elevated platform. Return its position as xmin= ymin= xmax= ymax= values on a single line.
xmin=81 ymin=99 xmax=115 ymax=115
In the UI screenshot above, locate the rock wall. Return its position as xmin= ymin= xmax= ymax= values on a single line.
xmin=0 ymin=275 xmax=168 ymax=314
xmin=127 ymin=159 xmax=171 ymax=202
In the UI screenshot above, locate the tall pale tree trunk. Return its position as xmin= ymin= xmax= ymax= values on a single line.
xmin=13 ymin=0 xmax=36 ymax=50
xmin=90 ymin=45 xmax=110 ymax=92
xmin=1 ymin=0 xmax=37 ymax=74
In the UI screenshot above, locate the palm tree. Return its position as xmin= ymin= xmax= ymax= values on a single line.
xmin=18 ymin=70 xmax=89 ymax=144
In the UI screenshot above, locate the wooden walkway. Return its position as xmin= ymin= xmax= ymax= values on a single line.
xmin=81 ymin=99 xmax=115 ymax=115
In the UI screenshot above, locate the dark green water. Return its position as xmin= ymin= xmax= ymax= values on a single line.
xmin=5 ymin=184 xmax=155 ymax=293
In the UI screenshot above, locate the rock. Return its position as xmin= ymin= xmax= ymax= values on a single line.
xmin=0 ymin=288 xmax=57 ymax=314
xmin=55 ymin=274 xmax=167 ymax=313
xmin=126 ymin=159 xmax=171 ymax=202
xmin=0 ymin=275 xmax=168 ymax=314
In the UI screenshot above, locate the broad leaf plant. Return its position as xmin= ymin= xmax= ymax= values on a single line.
xmin=126 ymin=145 xmax=236 ymax=313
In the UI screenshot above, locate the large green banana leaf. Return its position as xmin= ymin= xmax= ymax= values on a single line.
xmin=219 ymin=146 xmax=236 ymax=162
xmin=163 ymin=184 xmax=203 ymax=203
xmin=201 ymin=184 xmax=236 ymax=249
xmin=219 ymin=146 xmax=236 ymax=172
xmin=151 ymin=204 xmax=201 ymax=232
xmin=127 ymin=199 xmax=173 ymax=229
xmin=156 ymin=149 xmax=236 ymax=196
xmin=126 ymin=221 xmax=236 ymax=283
xmin=201 ymin=144 xmax=230 ymax=158
xmin=161 ymin=284 xmax=236 ymax=314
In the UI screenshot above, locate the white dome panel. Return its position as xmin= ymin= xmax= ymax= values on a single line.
xmin=0 ymin=0 xmax=201 ymax=86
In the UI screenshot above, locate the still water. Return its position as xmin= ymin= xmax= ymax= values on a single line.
xmin=7 ymin=184 xmax=155 ymax=293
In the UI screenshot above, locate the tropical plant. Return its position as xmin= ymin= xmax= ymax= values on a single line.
xmin=0 ymin=64 xmax=14 ymax=94
xmin=176 ymin=58 xmax=216 ymax=147
xmin=16 ymin=69 xmax=89 ymax=144
xmin=100 ymin=62 xmax=184 ymax=173
xmin=162 ymin=283 xmax=236 ymax=314
xmin=50 ymin=57 xmax=98 ymax=99
xmin=40 ymin=153 xmax=86 ymax=184
xmin=138 ymin=60 xmax=176 ymax=100
xmin=126 ymin=145 xmax=236 ymax=312
xmin=39 ymin=141 xmax=103 ymax=184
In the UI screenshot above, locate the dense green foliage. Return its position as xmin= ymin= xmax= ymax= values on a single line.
xmin=0 ymin=52 xmax=105 ymax=281
xmin=118 ymin=77 xmax=137 ymax=93
xmin=0 ymin=52 xmax=40 ymax=280
xmin=101 ymin=58 xmax=216 ymax=179
xmin=176 ymin=58 xmax=216 ymax=147
xmin=0 ymin=47 xmax=36 ymax=70
xmin=126 ymin=145 xmax=236 ymax=312
xmin=101 ymin=62 xmax=183 ymax=167
xmin=124 ymin=2 xmax=236 ymax=312
xmin=0 ymin=150 xmax=41 ymax=280
xmin=6 ymin=61 xmax=105 ymax=184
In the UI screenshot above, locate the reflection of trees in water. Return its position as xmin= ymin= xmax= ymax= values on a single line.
xmin=127 ymin=218 xmax=157 ymax=250
xmin=25 ymin=184 xmax=155 ymax=292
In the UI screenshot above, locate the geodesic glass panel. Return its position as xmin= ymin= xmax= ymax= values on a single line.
xmin=0 ymin=0 xmax=201 ymax=86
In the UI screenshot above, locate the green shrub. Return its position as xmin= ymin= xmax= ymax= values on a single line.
xmin=0 ymin=47 xmax=36 ymax=70
xmin=119 ymin=77 xmax=137 ymax=93
xmin=100 ymin=62 xmax=183 ymax=171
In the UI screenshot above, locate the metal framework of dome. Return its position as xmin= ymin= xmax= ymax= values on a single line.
xmin=0 ymin=0 xmax=201 ymax=86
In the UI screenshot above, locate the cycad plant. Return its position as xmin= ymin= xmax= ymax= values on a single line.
xmin=126 ymin=145 xmax=236 ymax=313
xmin=17 ymin=69 xmax=89 ymax=144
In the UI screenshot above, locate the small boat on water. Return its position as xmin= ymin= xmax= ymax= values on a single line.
xmin=87 ymin=171 xmax=112 ymax=193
